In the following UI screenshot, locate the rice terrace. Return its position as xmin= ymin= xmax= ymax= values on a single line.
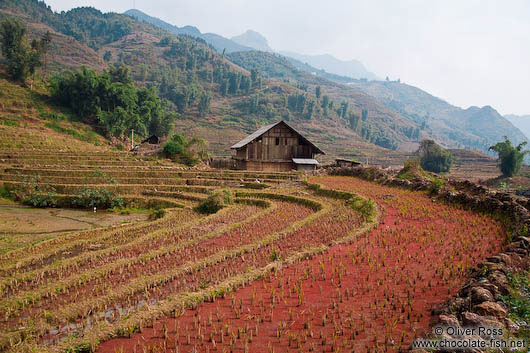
xmin=1 ymin=0 xmax=530 ymax=352
xmin=1 ymin=146 xmax=528 ymax=352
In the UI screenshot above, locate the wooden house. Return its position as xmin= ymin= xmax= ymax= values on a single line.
xmin=231 ymin=121 xmax=324 ymax=171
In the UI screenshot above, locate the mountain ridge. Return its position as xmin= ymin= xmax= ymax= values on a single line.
xmin=0 ymin=1 xmax=526 ymax=164
xmin=505 ymin=114 xmax=530 ymax=142
xmin=231 ymin=30 xmax=273 ymax=52
xmin=280 ymin=51 xmax=379 ymax=81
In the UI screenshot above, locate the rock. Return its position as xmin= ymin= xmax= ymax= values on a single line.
xmin=438 ymin=314 xmax=460 ymax=327
xmin=485 ymin=255 xmax=503 ymax=264
xmin=474 ymin=302 xmax=507 ymax=318
xmin=470 ymin=286 xmax=494 ymax=304
xmin=497 ymin=253 xmax=513 ymax=266
xmin=503 ymin=318 xmax=520 ymax=333
xmin=516 ymin=236 xmax=530 ymax=246
xmin=480 ymin=262 xmax=510 ymax=274
xmin=462 ymin=312 xmax=503 ymax=328
xmin=488 ymin=271 xmax=510 ymax=295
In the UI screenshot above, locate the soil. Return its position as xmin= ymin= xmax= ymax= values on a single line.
xmin=0 ymin=203 xmax=147 ymax=253
xmin=96 ymin=177 xmax=505 ymax=353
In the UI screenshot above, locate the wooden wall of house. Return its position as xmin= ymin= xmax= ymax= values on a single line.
xmin=243 ymin=160 xmax=295 ymax=172
xmin=243 ymin=124 xmax=314 ymax=162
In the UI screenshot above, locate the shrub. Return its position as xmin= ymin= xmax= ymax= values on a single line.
xmin=72 ymin=187 xmax=123 ymax=209
xmin=23 ymin=191 xmax=57 ymax=208
xmin=417 ymin=139 xmax=452 ymax=173
xmin=161 ymin=133 xmax=208 ymax=166
xmin=162 ymin=140 xmax=185 ymax=158
xmin=428 ymin=177 xmax=447 ymax=196
xmin=0 ymin=187 xmax=11 ymax=199
xmin=346 ymin=195 xmax=375 ymax=221
xmin=148 ymin=207 xmax=166 ymax=220
xmin=397 ymin=159 xmax=430 ymax=180
xmin=196 ymin=189 xmax=233 ymax=214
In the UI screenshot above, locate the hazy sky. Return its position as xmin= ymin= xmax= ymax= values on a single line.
xmin=45 ymin=0 xmax=530 ymax=115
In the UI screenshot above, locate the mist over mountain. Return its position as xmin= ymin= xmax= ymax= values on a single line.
xmin=125 ymin=9 xmax=252 ymax=53
xmin=1 ymin=0 xmax=524 ymax=162
xmin=231 ymin=30 xmax=273 ymax=52
xmin=280 ymin=51 xmax=379 ymax=81
xmin=349 ymin=80 xmax=528 ymax=151
xmin=505 ymin=115 xmax=530 ymax=142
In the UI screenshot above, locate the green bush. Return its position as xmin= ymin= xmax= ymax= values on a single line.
xmin=397 ymin=159 xmax=430 ymax=180
xmin=23 ymin=191 xmax=57 ymax=208
xmin=72 ymin=187 xmax=123 ymax=209
xmin=0 ymin=187 xmax=11 ymax=199
xmin=346 ymin=196 xmax=375 ymax=221
xmin=161 ymin=133 xmax=202 ymax=166
xmin=428 ymin=177 xmax=447 ymax=196
xmin=196 ymin=189 xmax=233 ymax=214
xmin=148 ymin=206 xmax=166 ymax=220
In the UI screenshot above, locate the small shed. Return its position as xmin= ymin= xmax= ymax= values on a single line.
xmin=142 ymin=135 xmax=160 ymax=144
xmin=231 ymin=121 xmax=324 ymax=171
xmin=336 ymin=158 xmax=361 ymax=168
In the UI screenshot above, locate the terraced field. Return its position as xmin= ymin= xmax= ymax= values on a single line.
xmin=0 ymin=150 xmax=509 ymax=353
xmin=0 ymin=150 xmax=372 ymax=352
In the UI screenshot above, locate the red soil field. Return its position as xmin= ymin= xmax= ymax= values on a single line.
xmin=96 ymin=177 xmax=506 ymax=353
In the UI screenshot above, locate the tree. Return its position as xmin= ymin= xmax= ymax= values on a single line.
xmin=305 ymin=100 xmax=314 ymax=120
xmin=27 ymin=39 xmax=42 ymax=89
xmin=103 ymin=50 xmax=112 ymax=62
xmin=488 ymin=137 xmax=529 ymax=177
xmin=198 ymin=92 xmax=211 ymax=117
xmin=0 ymin=18 xmax=36 ymax=84
xmin=50 ymin=67 xmax=175 ymax=138
xmin=39 ymin=31 xmax=52 ymax=81
xmin=417 ymin=139 xmax=452 ymax=173
xmin=362 ymin=109 xmax=368 ymax=121
xmin=315 ymin=86 xmax=321 ymax=100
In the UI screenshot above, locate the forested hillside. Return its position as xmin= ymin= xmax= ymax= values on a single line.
xmin=0 ymin=0 xmax=524 ymax=163
xmin=348 ymin=80 xmax=528 ymax=152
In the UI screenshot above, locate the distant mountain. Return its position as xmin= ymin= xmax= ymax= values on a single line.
xmin=505 ymin=115 xmax=530 ymax=141
xmin=280 ymin=51 xmax=379 ymax=81
xmin=124 ymin=9 xmax=251 ymax=53
xmin=14 ymin=2 xmax=522 ymax=159
xmin=125 ymin=9 xmax=201 ymax=36
xmin=348 ymin=80 xmax=528 ymax=152
xmin=231 ymin=30 xmax=273 ymax=52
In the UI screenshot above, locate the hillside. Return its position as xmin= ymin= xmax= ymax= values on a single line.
xmin=348 ymin=80 xmax=528 ymax=153
xmin=505 ymin=114 xmax=530 ymax=141
xmin=0 ymin=0 xmax=525 ymax=166
xmin=124 ymin=9 xmax=252 ymax=53
xmin=0 ymin=71 xmax=112 ymax=152
xmin=0 ymin=0 xmax=420 ymax=159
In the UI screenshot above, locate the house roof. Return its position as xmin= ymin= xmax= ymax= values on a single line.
xmin=230 ymin=121 xmax=325 ymax=155
xmin=292 ymin=158 xmax=319 ymax=165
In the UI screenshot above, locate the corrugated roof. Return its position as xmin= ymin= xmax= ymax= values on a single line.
xmin=230 ymin=122 xmax=281 ymax=149
xmin=292 ymin=158 xmax=319 ymax=165
xmin=230 ymin=121 xmax=325 ymax=155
